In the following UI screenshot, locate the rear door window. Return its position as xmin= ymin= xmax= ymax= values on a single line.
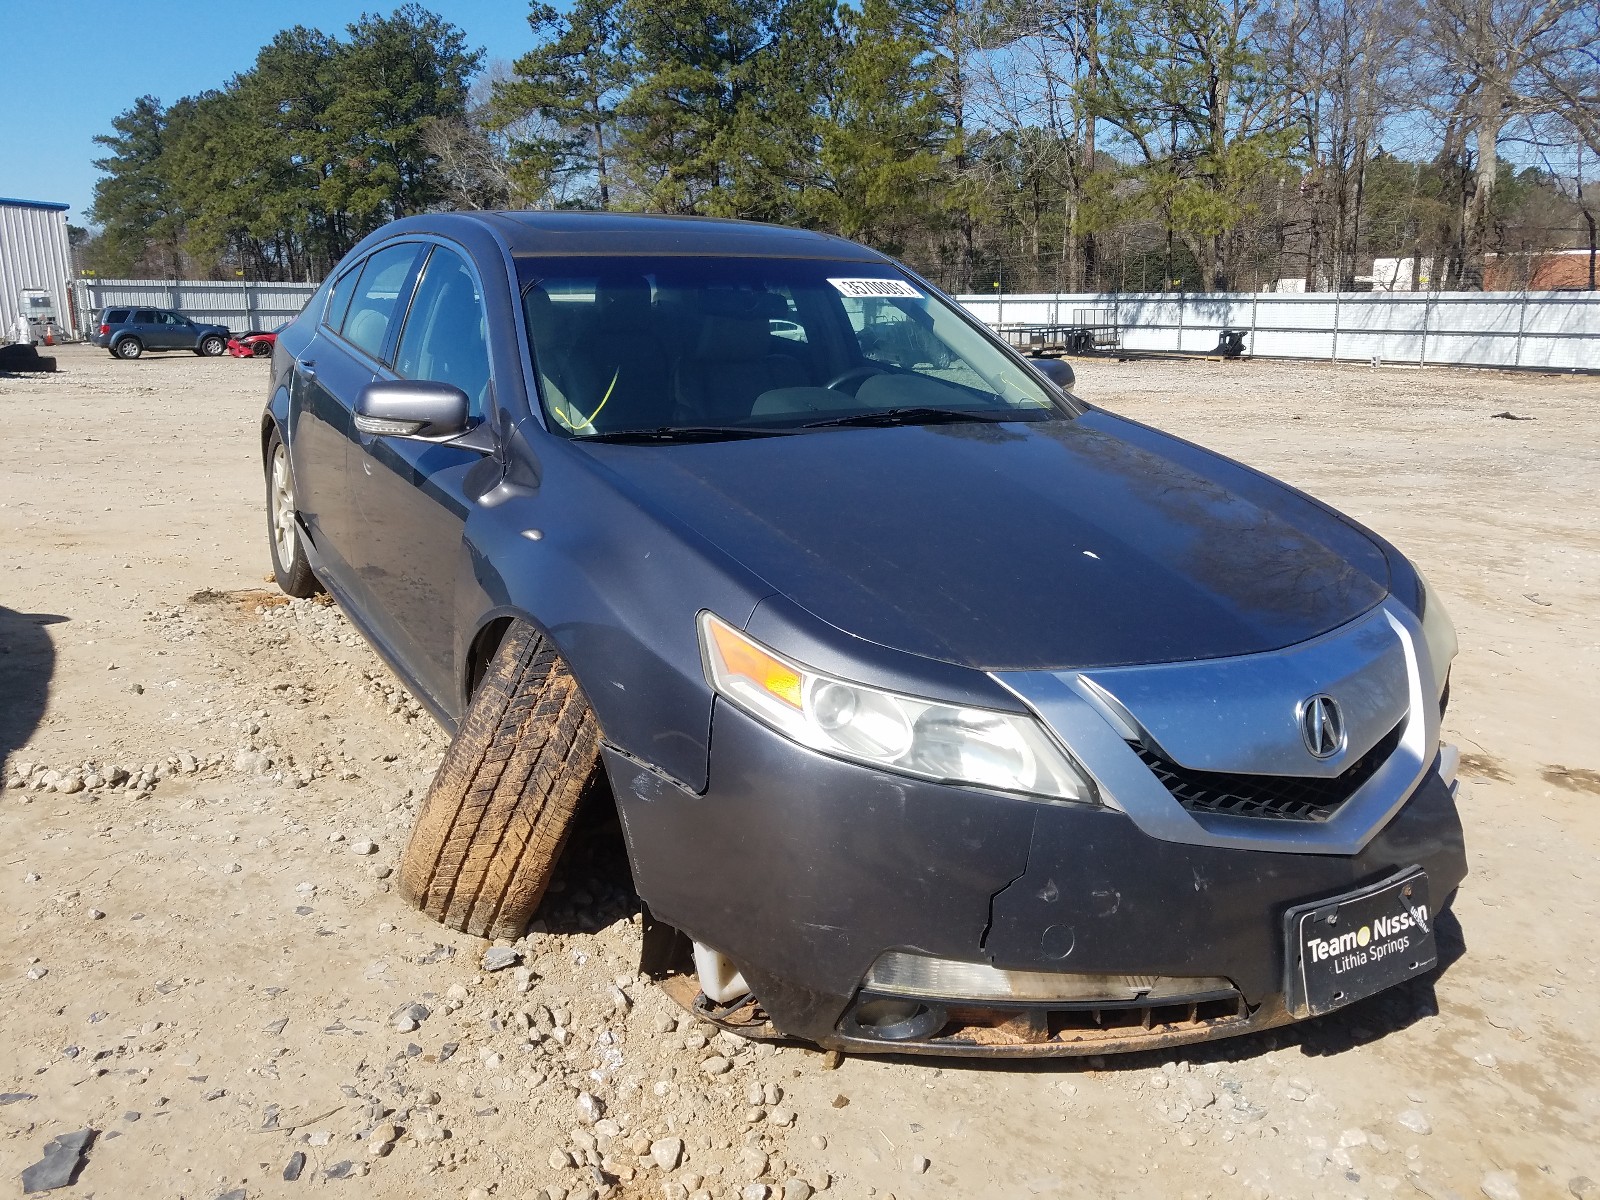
xmin=103 ymin=309 xmax=129 ymax=324
xmin=339 ymin=244 xmax=423 ymax=361
xmin=393 ymin=246 xmax=491 ymax=418
xmin=132 ymin=309 xmax=156 ymax=324
xmin=324 ymin=265 xmax=363 ymax=334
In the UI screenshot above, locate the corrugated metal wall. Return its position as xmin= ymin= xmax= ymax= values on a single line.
xmin=72 ymin=279 xmax=322 ymax=337
xmin=53 ymin=276 xmax=1600 ymax=369
xmin=956 ymin=290 xmax=1600 ymax=372
xmin=0 ymin=200 xmax=75 ymax=338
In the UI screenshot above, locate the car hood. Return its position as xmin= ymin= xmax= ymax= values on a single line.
xmin=579 ymin=410 xmax=1390 ymax=670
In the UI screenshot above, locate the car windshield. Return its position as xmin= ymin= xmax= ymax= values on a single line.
xmin=517 ymin=256 xmax=1071 ymax=439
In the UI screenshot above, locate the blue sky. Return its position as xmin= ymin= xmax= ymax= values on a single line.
xmin=3 ymin=1 xmax=539 ymax=227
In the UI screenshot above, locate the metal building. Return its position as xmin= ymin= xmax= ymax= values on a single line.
xmin=1 ymin=197 xmax=75 ymax=344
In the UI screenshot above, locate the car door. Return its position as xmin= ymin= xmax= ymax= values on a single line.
xmin=287 ymin=241 xmax=425 ymax=594
xmin=348 ymin=243 xmax=495 ymax=711
xmin=129 ymin=308 xmax=160 ymax=348
xmin=156 ymin=312 xmax=189 ymax=349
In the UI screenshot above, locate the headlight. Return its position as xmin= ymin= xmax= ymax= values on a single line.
xmin=1416 ymin=570 xmax=1458 ymax=695
xmin=697 ymin=612 xmax=1094 ymax=803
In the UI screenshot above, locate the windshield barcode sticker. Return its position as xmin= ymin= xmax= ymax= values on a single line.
xmin=828 ymin=277 xmax=923 ymax=299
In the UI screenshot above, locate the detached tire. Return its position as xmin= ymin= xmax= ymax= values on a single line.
xmin=400 ymin=624 xmax=601 ymax=939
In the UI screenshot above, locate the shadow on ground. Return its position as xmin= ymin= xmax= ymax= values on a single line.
xmin=0 ymin=607 xmax=63 ymax=782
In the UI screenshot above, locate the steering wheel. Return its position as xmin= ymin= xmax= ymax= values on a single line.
xmin=824 ymin=364 xmax=886 ymax=393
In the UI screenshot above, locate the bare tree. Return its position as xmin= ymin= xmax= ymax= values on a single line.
xmin=1412 ymin=0 xmax=1589 ymax=286
xmin=971 ymin=0 xmax=1108 ymax=291
xmin=1275 ymin=0 xmax=1407 ymax=289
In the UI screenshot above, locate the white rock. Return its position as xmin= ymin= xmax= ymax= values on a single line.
xmin=367 ymin=1123 xmax=399 ymax=1156
xmin=351 ymin=840 xmax=377 ymax=855
xmin=221 ymin=862 xmax=242 ymax=874
xmin=769 ymin=1108 xmax=795 ymax=1128
xmin=1481 ymin=1171 xmax=1520 ymax=1200
xmin=576 ymin=1091 xmax=604 ymax=1123
xmin=911 ymin=1155 xmax=931 ymax=1174
xmin=1396 ymin=1110 xmax=1432 ymax=1135
xmin=701 ymin=1056 xmax=733 ymax=1077
xmin=651 ymin=1137 xmax=684 ymax=1171
xmin=742 ymin=1187 xmax=770 ymax=1200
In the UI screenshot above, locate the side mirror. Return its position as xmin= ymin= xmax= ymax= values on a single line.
xmin=1026 ymin=356 xmax=1075 ymax=391
xmin=355 ymin=379 xmax=470 ymax=439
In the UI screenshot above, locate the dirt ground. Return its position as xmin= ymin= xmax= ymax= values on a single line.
xmin=2 ymin=343 xmax=1597 ymax=1200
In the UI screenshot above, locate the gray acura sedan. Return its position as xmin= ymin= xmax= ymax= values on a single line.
xmin=261 ymin=211 xmax=1466 ymax=1056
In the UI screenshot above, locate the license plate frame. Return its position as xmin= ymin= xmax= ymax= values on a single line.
xmin=1285 ymin=867 xmax=1436 ymax=1018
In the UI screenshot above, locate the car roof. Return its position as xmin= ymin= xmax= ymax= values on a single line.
xmin=431 ymin=210 xmax=888 ymax=263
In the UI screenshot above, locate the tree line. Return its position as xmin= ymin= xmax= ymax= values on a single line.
xmin=86 ymin=0 xmax=1600 ymax=293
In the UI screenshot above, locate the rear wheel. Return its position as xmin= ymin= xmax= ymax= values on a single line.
xmin=115 ymin=338 xmax=143 ymax=359
xmin=265 ymin=430 xmax=319 ymax=598
xmin=198 ymin=335 xmax=225 ymax=356
xmin=400 ymin=624 xmax=601 ymax=939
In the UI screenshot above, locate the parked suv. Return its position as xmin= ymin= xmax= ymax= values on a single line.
xmin=96 ymin=306 xmax=230 ymax=359
xmin=260 ymin=211 xmax=1466 ymax=1057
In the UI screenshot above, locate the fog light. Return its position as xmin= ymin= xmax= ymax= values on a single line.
xmin=849 ymin=997 xmax=946 ymax=1041
xmin=865 ymin=950 xmax=1233 ymax=1004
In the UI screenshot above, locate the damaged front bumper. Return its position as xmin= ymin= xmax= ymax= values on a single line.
xmin=610 ymin=702 xmax=1468 ymax=1057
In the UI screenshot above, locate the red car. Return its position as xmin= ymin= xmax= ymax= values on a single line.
xmin=227 ymin=331 xmax=276 ymax=358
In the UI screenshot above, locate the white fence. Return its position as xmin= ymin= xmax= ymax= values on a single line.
xmin=955 ymin=290 xmax=1600 ymax=372
xmin=72 ymin=278 xmax=321 ymax=337
xmin=62 ymin=278 xmax=1598 ymax=370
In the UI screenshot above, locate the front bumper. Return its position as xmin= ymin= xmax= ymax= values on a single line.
xmin=611 ymin=702 xmax=1467 ymax=1056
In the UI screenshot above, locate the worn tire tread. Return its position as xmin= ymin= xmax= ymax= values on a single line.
xmin=399 ymin=625 xmax=599 ymax=939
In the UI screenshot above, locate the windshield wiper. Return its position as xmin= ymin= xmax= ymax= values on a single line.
xmin=800 ymin=407 xmax=1029 ymax=430
xmin=578 ymin=426 xmax=788 ymax=444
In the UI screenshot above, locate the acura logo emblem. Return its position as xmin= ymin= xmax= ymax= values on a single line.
xmin=1299 ymin=694 xmax=1345 ymax=759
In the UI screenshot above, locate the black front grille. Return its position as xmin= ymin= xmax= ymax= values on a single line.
xmin=1133 ymin=721 xmax=1405 ymax=822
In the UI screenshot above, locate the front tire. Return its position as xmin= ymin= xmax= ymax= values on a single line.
xmin=265 ymin=430 xmax=319 ymax=598
xmin=199 ymin=335 xmax=225 ymax=356
xmin=399 ymin=624 xmax=601 ymax=939
xmin=115 ymin=338 xmax=143 ymax=359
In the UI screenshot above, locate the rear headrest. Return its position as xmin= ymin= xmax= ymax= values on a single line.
xmin=699 ymin=289 xmax=787 ymax=320
xmin=595 ymin=276 xmax=652 ymax=323
xmin=696 ymin=314 xmax=777 ymax=362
